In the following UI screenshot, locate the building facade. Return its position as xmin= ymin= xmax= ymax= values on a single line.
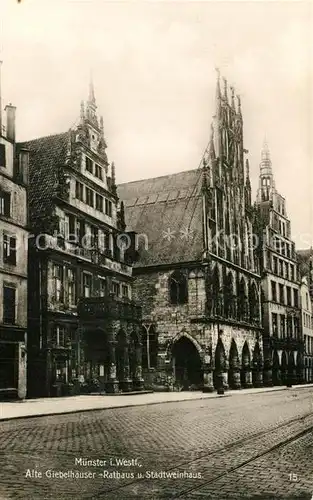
xmin=24 ymin=82 xmax=143 ymax=397
xmin=255 ymin=143 xmax=304 ymax=386
xmin=118 ymin=74 xmax=263 ymax=393
xmin=0 ymin=67 xmax=29 ymax=398
xmin=300 ymin=277 xmax=313 ymax=382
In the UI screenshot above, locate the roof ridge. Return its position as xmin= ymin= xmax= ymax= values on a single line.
xmin=118 ymin=167 xmax=198 ymax=187
xmin=19 ymin=130 xmax=70 ymax=145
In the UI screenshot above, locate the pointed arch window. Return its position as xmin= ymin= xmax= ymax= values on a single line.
xmin=169 ymin=270 xmax=188 ymax=305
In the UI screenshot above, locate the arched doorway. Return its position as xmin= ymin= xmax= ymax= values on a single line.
xmin=214 ymin=338 xmax=226 ymax=389
xmin=83 ymin=327 xmax=109 ymax=390
xmin=281 ymin=351 xmax=288 ymax=385
xmin=172 ymin=336 xmax=202 ymax=389
xmin=241 ymin=341 xmax=252 ymax=387
xmin=252 ymin=342 xmax=263 ymax=387
xmin=272 ymin=350 xmax=281 ymax=386
xmin=228 ymin=339 xmax=241 ymax=389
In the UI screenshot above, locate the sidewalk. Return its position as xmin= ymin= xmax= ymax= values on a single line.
xmin=1 ymin=384 xmax=313 ymax=421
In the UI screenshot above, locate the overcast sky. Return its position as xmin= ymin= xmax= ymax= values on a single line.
xmin=1 ymin=0 xmax=312 ymax=249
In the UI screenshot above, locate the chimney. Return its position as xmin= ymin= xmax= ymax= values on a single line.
xmin=5 ymin=103 xmax=16 ymax=142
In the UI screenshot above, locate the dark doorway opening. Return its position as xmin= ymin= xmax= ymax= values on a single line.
xmin=172 ymin=337 xmax=202 ymax=389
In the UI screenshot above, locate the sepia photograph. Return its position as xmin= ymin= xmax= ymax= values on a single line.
xmin=0 ymin=0 xmax=312 ymax=498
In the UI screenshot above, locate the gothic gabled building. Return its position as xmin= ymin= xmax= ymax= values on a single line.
xmin=118 ymin=73 xmax=263 ymax=392
xmin=254 ymin=142 xmax=303 ymax=386
xmin=23 ymin=81 xmax=143 ymax=398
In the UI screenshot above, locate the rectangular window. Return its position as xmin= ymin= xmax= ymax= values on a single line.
xmin=285 ymin=262 xmax=289 ymax=280
xmin=105 ymin=199 xmax=112 ymax=217
xmin=67 ymin=268 xmax=76 ymax=306
xmin=86 ymin=157 xmax=93 ymax=174
xmin=68 ymin=214 xmax=76 ymax=238
xmin=280 ymin=315 xmax=285 ymax=338
xmin=52 ymin=326 xmax=66 ymax=347
xmin=279 ymin=260 xmax=284 ymax=277
xmin=286 ymin=287 xmax=292 ymax=306
xmin=279 ymin=284 xmax=284 ymax=304
xmin=271 ymin=281 xmax=277 ymax=302
xmin=83 ymin=273 xmax=92 ymax=298
xmin=287 ymin=316 xmax=292 ymax=337
xmin=53 ymin=264 xmax=64 ymax=302
xmin=293 ymin=289 xmax=298 ymax=308
xmin=273 ymin=257 xmax=278 ymax=274
xmin=122 ymin=284 xmax=128 ymax=298
xmin=290 ymin=264 xmax=294 ymax=281
xmin=96 ymin=193 xmax=104 ymax=212
xmin=294 ymin=317 xmax=299 ymax=338
xmin=3 ymin=234 xmax=16 ymax=265
xmin=0 ymin=144 xmax=6 ymax=168
xmin=0 ymin=190 xmax=11 ymax=217
xmin=75 ymin=181 xmax=84 ymax=201
xmin=95 ymin=164 xmax=103 ymax=180
xmin=90 ymin=226 xmax=98 ymax=248
xmin=3 ymin=286 xmax=16 ymax=324
xmin=85 ymin=187 xmax=94 ymax=207
xmin=272 ymin=313 xmax=278 ymax=336
xmin=99 ymin=277 xmax=106 ymax=297
xmin=112 ymin=282 xmax=120 ymax=296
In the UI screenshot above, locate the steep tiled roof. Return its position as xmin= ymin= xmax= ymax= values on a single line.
xmin=117 ymin=169 xmax=204 ymax=267
xmin=20 ymin=132 xmax=70 ymax=227
xmin=297 ymin=248 xmax=313 ymax=277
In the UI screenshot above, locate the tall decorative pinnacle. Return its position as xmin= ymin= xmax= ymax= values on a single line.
xmin=222 ymin=77 xmax=228 ymax=101
xmin=208 ymin=123 xmax=216 ymax=160
xmin=100 ymin=116 xmax=104 ymax=135
xmin=111 ymin=161 xmax=116 ymax=185
xmin=89 ymin=71 xmax=96 ymax=106
xmin=80 ymin=101 xmax=85 ymax=123
xmin=230 ymin=86 xmax=236 ymax=109
xmin=215 ymin=67 xmax=221 ymax=100
xmin=245 ymin=158 xmax=251 ymax=183
xmin=236 ymin=94 xmax=242 ymax=116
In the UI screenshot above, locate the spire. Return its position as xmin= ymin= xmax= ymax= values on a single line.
xmin=260 ymin=138 xmax=272 ymax=174
xmin=80 ymin=100 xmax=84 ymax=123
xmin=208 ymin=123 xmax=216 ymax=160
xmin=88 ymin=71 xmax=96 ymax=106
xmin=85 ymin=74 xmax=98 ymax=128
xmin=215 ymin=67 xmax=221 ymax=106
xmin=222 ymin=77 xmax=228 ymax=102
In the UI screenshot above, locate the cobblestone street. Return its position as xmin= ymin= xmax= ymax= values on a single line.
xmin=1 ymin=388 xmax=313 ymax=499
